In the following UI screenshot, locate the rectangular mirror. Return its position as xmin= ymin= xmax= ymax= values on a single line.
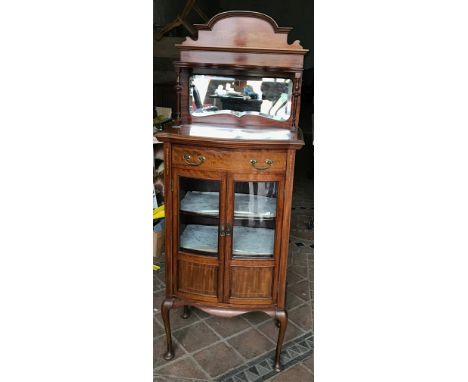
xmin=189 ymin=75 xmax=293 ymax=121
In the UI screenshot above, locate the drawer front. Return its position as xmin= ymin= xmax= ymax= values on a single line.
xmin=172 ymin=146 xmax=287 ymax=173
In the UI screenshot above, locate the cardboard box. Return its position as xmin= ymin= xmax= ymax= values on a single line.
xmin=153 ymin=227 xmax=165 ymax=259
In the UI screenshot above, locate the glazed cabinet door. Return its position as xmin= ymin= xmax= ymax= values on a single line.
xmin=223 ymin=174 xmax=285 ymax=305
xmin=173 ymin=169 xmax=226 ymax=303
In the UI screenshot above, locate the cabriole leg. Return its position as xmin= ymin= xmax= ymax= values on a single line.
xmin=181 ymin=305 xmax=191 ymax=319
xmin=274 ymin=310 xmax=288 ymax=372
xmin=161 ymin=297 xmax=175 ymax=360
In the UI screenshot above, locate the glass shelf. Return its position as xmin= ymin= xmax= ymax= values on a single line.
xmin=232 ymin=226 xmax=274 ymax=256
xmin=180 ymin=224 xmax=274 ymax=256
xmin=181 ymin=191 xmax=277 ymax=218
xmin=180 ymin=191 xmax=219 ymax=217
xmin=180 ymin=225 xmax=219 ymax=254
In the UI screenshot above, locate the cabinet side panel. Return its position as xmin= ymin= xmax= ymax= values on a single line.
xmin=277 ymin=149 xmax=296 ymax=308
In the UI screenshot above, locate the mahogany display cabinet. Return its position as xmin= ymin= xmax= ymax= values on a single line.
xmin=156 ymin=11 xmax=307 ymax=372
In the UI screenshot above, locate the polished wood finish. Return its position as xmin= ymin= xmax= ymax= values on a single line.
xmin=157 ymin=124 xmax=304 ymax=149
xmin=274 ymin=310 xmax=288 ymax=372
xmin=277 ymin=150 xmax=297 ymax=308
xmin=177 ymin=260 xmax=218 ymax=296
xmin=161 ymin=297 xmax=175 ymax=360
xmin=156 ymin=11 xmax=306 ymax=372
xmin=172 ymin=145 xmax=287 ymax=173
xmin=181 ymin=51 xmax=304 ymax=69
xmin=176 ymin=11 xmax=307 ymax=68
xmin=230 ymin=266 xmax=274 ymax=299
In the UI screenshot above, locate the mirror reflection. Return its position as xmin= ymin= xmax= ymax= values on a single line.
xmin=189 ymin=75 xmax=292 ymax=121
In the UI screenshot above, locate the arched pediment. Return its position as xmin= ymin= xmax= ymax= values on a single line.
xmin=176 ymin=11 xmax=308 ymax=54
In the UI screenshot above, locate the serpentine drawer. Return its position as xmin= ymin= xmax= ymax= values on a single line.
xmin=172 ymin=145 xmax=287 ymax=173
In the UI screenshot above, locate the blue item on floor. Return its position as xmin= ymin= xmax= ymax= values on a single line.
xmin=154 ymin=218 xmax=165 ymax=233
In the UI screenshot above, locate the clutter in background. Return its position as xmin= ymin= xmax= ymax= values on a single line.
xmin=153 ymin=107 xmax=172 ymax=132
xmin=153 ymin=217 xmax=165 ymax=260
xmin=153 ymin=111 xmax=168 ymax=267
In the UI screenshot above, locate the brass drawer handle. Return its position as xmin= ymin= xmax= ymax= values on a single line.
xmin=183 ymin=153 xmax=206 ymax=166
xmin=250 ymin=159 xmax=273 ymax=171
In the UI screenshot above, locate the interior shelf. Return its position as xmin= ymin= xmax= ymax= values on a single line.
xmin=180 ymin=191 xmax=276 ymax=218
xmin=180 ymin=224 xmax=274 ymax=256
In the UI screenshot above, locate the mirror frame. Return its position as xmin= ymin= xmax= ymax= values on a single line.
xmin=174 ymin=64 xmax=303 ymax=129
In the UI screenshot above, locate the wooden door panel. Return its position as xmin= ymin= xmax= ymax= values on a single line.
xmin=177 ymin=260 xmax=218 ymax=298
xmin=229 ymin=266 xmax=274 ymax=304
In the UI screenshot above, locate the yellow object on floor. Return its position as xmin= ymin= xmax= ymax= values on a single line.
xmin=153 ymin=205 xmax=165 ymax=219
xmin=153 ymin=265 xmax=160 ymax=271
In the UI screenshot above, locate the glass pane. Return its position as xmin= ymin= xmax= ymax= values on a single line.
xmin=189 ymin=75 xmax=293 ymax=121
xmin=179 ymin=177 xmax=220 ymax=257
xmin=232 ymin=181 xmax=278 ymax=259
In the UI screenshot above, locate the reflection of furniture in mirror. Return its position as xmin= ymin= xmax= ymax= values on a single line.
xmin=190 ymin=85 xmax=218 ymax=113
xmin=208 ymin=95 xmax=263 ymax=112
xmin=261 ymin=82 xmax=291 ymax=116
xmin=156 ymin=11 xmax=307 ymax=372
xmin=191 ymin=85 xmax=203 ymax=109
xmin=203 ymin=78 xmax=234 ymax=105
xmin=270 ymin=93 xmax=289 ymax=116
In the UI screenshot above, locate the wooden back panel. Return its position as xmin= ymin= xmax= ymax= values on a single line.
xmin=177 ymin=11 xmax=308 ymax=61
